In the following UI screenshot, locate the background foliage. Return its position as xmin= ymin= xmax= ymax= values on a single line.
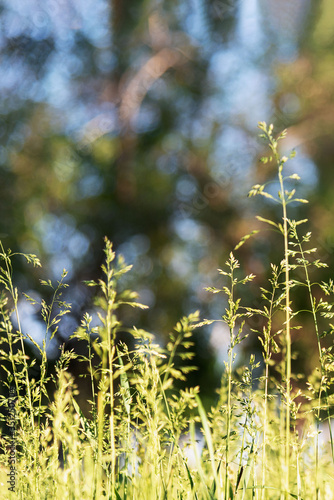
xmin=0 ymin=0 xmax=333 ymax=396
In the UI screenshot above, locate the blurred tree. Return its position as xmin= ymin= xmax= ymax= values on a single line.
xmin=0 ymin=0 xmax=329 ymax=397
xmin=0 ymin=0 xmax=237 ymax=395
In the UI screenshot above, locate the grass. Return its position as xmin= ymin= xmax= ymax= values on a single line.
xmin=1 ymin=122 xmax=334 ymax=499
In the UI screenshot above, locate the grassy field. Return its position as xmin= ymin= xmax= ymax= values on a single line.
xmin=0 ymin=123 xmax=334 ymax=499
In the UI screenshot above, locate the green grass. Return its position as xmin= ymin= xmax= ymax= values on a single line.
xmin=1 ymin=122 xmax=334 ymax=499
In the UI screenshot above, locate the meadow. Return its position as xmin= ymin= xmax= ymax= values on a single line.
xmin=0 ymin=123 xmax=334 ymax=499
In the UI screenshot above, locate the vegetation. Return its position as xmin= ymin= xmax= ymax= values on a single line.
xmin=1 ymin=124 xmax=334 ymax=499
xmin=3 ymin=0 xmax=334 ymax=394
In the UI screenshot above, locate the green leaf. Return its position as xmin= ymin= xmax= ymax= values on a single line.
xmin=234 ymin=230 xmax=260 ymax=250
xmin=287 ymin=172 xmax=300 ymax=180
xmin=294 ymin=198 xmax=309 ymax=204
xmin=183 ymin=459 xmax=198 ymax=499
xmin=205 ymin=287 xmax=222 ymax=294
xmin=256 ymin=216 xmax=279 ymax=228
xmin=295 ymin=219 xmax=308 ymax=225
xmin=195 ymin=394 xmax=219 ymax=491
xmin=117 ymin=348 xmax=131 ymax=416
xmin=258 ymin=191 xmax=277 ymax=201
xmin=260 ymin=156 xmax=273 ymax=164
xmin=119 ymin=301 xmax=149 ymax=309
xmin=193 ymin=319 xmax=216 ymax=328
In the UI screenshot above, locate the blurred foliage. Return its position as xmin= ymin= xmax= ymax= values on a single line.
xmin=1 ymin=0 xmax=334 ymax=396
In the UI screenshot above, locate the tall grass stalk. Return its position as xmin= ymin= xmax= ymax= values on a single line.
xmin=0 ymin=242 xmax=41 ymax=431
xmin=257 ymin=263 xmax=281 ymax=500
xmin=257 ymin=123 xmax=293 ymax=497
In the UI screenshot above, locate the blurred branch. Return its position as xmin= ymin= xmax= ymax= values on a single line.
xmin=119 ymin=48 xmax=188 ymax=128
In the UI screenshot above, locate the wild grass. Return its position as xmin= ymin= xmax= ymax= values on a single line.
xmin=1 ymin=122 xmax=334 ymax=499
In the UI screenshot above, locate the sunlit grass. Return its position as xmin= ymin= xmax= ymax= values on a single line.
xmin=1 ymin=123 xmax=334 ymax=499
